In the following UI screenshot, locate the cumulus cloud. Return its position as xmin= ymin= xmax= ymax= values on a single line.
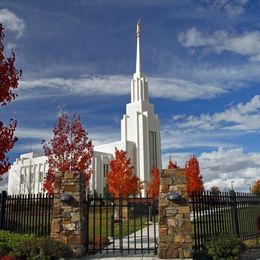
xmin=199 ymin=148 xmax=260 ymax=191
xmin=177 ymin=95 xmax=260 ymax=132
xmin=0 ymin=9 xmax=25 ymax=38
xmin=161 ymin=147 xmax=260 ymax=192
xmin=178 ymin=27 xmax=260 ymax=61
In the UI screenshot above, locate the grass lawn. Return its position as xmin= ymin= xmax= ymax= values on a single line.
xmin=192 ymin=204 xmax=260 ymax=241
xmin=87 ymin=206 xmax=158 ymax=239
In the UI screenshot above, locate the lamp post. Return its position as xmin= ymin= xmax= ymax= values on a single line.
xmin=247 ymin=184 xmax=251 ymax=193
xmin=224 ymin=178 xmax=227 ymax=192
xmin=231 ymin=181 xmax=235 ymax=190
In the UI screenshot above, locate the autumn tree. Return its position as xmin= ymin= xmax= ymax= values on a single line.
xmin=42 ymin=113 xmax=93 ymax=194
xmin=185 ymin=155 xmax=204 ymax=195
xmin=251 ymin=180 xmax=260 ymax=196
xmin=0 ymin=24 xmax=21 ymax=177
xmin=167 ymin=156 xmax=178 ymax=169
xmin=107 ymin=148 xmax=142 ymax=197
xmin=147 ymin=167 xmax=160 ymax=198
xmin=210 ymin=185 xmax=220 ymax=195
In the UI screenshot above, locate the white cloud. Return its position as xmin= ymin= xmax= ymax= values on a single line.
xmin=172 ymin=114 xmax=186 ymax=121
xmin=14 ymin=142 xmax=44 ymax=153
xmin=150 ymin=77 xmax=226 ymax=100
xmin=210 ymin=0 xmax=249 ymax=16
xmin=162 ymin=152 xmax=190 ymax=169
xmin=161 ymin=147 xmax=260 ymax=192
xmin=89 ymin=126 xmax=120 ymax=146
xmin=177 ymin=95 xmax=260 ymax=132
xmin=199 ymin=147 xmax=260 ymax=191
xmin=0 ymin=9 xmax=25 ymax=38
xmin=0 ymin=173 xmax=8 ymax=191
xmin=19 ymin=75 xmax=227 ymax=101
xmin=161 ymin=127 xmax=236 ymax=151
xmin=179 ymin=27 xmax=260 ymax=61
xmin=15 ymin=127 xmax=53 ymax=140
xmin=6 ymin=42 xmax=17 ymax=51
xmin=14 ymin=125 xmax=120 ymax=152
xmin=20 ymin=76 xmax=129 ymax=96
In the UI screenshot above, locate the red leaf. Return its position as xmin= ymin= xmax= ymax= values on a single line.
xmin=42 ymin=113 xmax=93 ymax=194
xmin=146 ymin=167 xmax=160 ymax=198
xmin=107 ymin=148 xmax=142 ymax=197
xmin=185 ymin=155 xmax=204 ymax=195
xmin=0 ymin=24 xmax=21 ymax=176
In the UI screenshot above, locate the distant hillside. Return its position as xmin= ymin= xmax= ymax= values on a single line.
xmin=0 ymin=173 xmax=8 ymax=192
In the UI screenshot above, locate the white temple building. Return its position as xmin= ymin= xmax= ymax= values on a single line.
xmin=7 ymin=22 xmax=162 ymax=196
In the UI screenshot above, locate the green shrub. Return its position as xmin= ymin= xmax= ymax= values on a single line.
xmin=205 ymin=235 xmax=246 ymax=260
xmin=0 ymin=230 xmax=32 ymax=255
xmin=14 ymin=237 xmax=73 ymax=259
xmin=0 ymin=231 xmax=72 ymax=259
xmin=193 ymin=250 xmax=212 ymax=260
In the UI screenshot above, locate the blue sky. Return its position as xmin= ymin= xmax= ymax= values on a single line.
xmin=0 ymin=0 xmax=259 ymax=191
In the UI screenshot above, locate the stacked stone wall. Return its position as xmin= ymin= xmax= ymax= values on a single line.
xmin=51 ymin=171 xmax=86 ymax=257
xmin=158 ymin=169 xmax=192 ymax=259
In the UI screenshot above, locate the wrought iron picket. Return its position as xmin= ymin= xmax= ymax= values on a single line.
xmin=86 ymin=194 xmax=158 ymax=256
xmin=191 ymin=191 xmax=260 ymax=251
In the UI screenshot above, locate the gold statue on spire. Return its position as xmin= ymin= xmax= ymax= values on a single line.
xmin=136 ymin=19 xmax=141 ymax=37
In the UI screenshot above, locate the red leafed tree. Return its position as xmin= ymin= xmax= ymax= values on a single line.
xmin=107 ymin=148 xmax=142 ymax=197
xmin=167 ymin=156 xmax=178 ymax=169
xmin=185 ymin=155 xmax=204 ymax=195
xmin=251 ymin=180 xmax=260 ymax=196
xmin=0 ymin=24 xmax=21 ymax=177
xmin=147 ymin=167 xmax=160 ymax=198
xmin=42 ymin=113 xmax=94 ymax=194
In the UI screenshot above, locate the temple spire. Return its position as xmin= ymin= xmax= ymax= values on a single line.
xmin=135 ymin=20 xmax=141 ymax=76
xmin=131 ymin=20 xmax=149 ymax=103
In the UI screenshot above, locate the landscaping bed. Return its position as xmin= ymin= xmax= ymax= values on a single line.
xmin=0 ymin=230 xmax=72 ymax=259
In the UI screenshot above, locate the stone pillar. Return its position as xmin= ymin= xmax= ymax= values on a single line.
xmin=158 ymin=169 xmax=192 ymax=259
xmin=51 ymin=171 xmax=86 ymax=257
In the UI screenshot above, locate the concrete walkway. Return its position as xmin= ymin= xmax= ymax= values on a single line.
xmin=81 ymin=223 xmax=159 ymax=259
xmin=239 ymin=248 xmax=260 ymax=260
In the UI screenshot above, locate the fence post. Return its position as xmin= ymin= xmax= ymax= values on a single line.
xmin=0 ymin=191 xmax=7 ymax=229
xmin=50 ymin=171 xmax=87 ymax=257
xmin=230 ymin=190 xmax=240 ymax=237
xmin=158 ymin=169 xmax=192 ymax=259
xmin=119 ymin=197 xmax=123 ymax=255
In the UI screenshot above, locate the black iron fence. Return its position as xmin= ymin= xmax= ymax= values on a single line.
xmin=191 ymin=190 xmax=260 ymax=251
xmin=0 ymin=191 xmax=53 ymax=236
xmin=86 ymin=194 xmax=158 ymax=256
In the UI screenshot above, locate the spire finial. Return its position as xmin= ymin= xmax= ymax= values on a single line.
xmin=135 ymin=19 xmax=141 ymax=76
xmin=136 ymin=19 xmax=141 ymax=37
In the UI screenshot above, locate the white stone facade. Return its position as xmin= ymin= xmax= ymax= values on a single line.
xmin=7 ymin=22 xmax=162 ymax=196
xmin=8 ymin=152 xmax=48 ymax=195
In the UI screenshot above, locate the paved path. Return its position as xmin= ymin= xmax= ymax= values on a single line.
xmin=81 ymin=223 xmax=159 ymax=259
xmin=239 ymin=248 xmax=260 ymax=260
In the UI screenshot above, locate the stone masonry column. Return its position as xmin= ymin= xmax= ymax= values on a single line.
xmin=158 ymin=169 xmax=192 ymax=259
xmin=51 ymin=171 xmax=86 ymax=257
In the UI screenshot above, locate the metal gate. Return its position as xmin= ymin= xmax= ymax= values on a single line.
xmin=86 ymin=194 xmax=158 ymax=256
